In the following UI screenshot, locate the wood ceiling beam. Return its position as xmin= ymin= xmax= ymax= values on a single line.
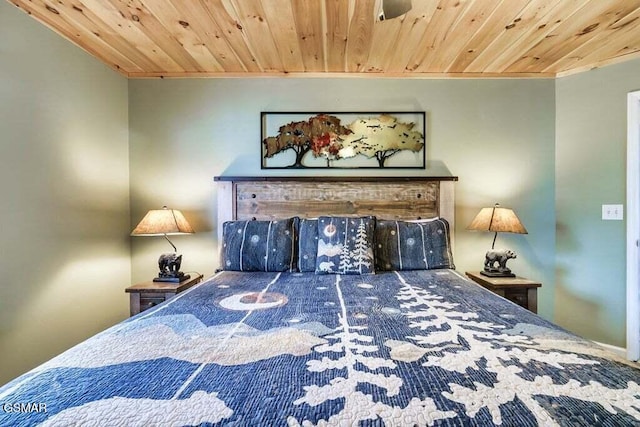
xmin=228 ymin=0 xmax=283 ymax=72
xmin=426 ymin=0 xmax=502 ymax=73
xmin=544 ymin=5 xmax=640 ymax=74
xmin=292 ymin=0 xmax=326 ymax=72
xmin=409 ymin=0 xmax=476 ymax=73
xmin=103 ymin=0 xmax=202 ymax=73
xmin=324 ymin=0 xmax=351 ymax=72
xmin=181 ymin=0 xmax=249 ymax=73
xmin=9 ymin=0 xmax=640 ymax=78
xmin=479 ymin=0 xmax=590 ymax=73
xmin=10 ymin=0 xmax=145 ymax=74
xmin=505 ymin=0 xmax=639 ymax=73
xmin=144 ymin=0 xmax=223 ymax=72
xmin=384 ymin=0 xmax=439 ymax=73
xmin=126 ymin=70 xmax=556 ymax=79
xmin=446 ymin=0 xmax=530 ymax=73
xmin=345 ymin=0 xmax=375 ymax=72
xmin=201 ymin=0 xmax=262 ymax=73
xmin=261 ymin=0 xmax=305 ymax=72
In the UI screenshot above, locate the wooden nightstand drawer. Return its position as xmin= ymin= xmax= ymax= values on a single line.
xmin=503 ymin=288 xmax=528 ymax=309
xmin=126 ymin=274 xmax=204 ymax=316
xmin=138 ymin=293 xmax=168 ymax=312
xmin=465 ymin=271 xmax=541 ymax=313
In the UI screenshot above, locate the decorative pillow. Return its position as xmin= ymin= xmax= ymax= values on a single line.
xmin=222 ymin=217 xmax=297 ymax=272
xmin=297 ymin=218 xmax=319 ymax=272
xmin=315 ymin=216 xmax=375 ymax=275
xmin=375 ymin=218 xmax=455 ymax=271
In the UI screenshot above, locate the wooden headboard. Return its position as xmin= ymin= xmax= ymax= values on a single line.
xmin=214 ymin=176 xmax=457 ymax=246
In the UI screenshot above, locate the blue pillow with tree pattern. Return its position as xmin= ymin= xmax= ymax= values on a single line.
xmin=315 ymin=216 xmax=375 ymax=275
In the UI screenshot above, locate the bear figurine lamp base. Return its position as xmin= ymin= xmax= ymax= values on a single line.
xmin=467 ymin=203 xmax=528 ymax=278
xmin=131 ymin=206 xmax=195 ymax=282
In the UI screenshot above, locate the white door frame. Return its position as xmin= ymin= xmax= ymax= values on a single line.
xmin=627 ymin=90 xmax=640 ymax=361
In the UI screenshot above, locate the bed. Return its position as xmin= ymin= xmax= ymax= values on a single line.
xmin=1 ymin=176 xmax=639 ymax=426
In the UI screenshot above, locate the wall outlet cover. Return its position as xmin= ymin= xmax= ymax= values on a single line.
xmin=602 ymin=204 xmax=624 ymax=220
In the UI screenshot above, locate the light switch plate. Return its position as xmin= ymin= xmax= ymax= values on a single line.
xmin=602 ymin=204 xmax=624 ymax=220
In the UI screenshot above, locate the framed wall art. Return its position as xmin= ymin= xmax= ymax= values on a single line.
xmin=261 ymin=112 xmax=426 ymax=169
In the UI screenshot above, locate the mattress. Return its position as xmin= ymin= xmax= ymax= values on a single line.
xmin=1 ymin=270 xmax=639 ymax=426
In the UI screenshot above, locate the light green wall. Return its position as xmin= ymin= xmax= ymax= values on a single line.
xmin=0 ymin=2 xmax=130 ymax=384
xmin=556 ymin=60 xmax=640 ymax=348
xmin=128 ymin=78 xmax=556 ymax=323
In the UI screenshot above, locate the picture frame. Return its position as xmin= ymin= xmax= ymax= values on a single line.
xmin=261 ymin=112 xmax=426 ymax=169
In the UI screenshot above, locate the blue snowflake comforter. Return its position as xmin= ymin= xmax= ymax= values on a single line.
xmin=1 ymin=270 xmax=639 ymax=426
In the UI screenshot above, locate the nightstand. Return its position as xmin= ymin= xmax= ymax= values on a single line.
xmin=465 ymin=271 xmax=541 ymax=313
xmin=125 ymin=273 xmax=204 ymax=316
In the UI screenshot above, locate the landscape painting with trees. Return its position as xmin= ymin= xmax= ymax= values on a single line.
xmin=261 ymin=112 xmax=425 ymax=169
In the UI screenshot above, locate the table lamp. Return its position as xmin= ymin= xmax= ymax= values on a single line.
xmin=467 ymin=203 xmax=528 ymax=277
xmin=131 ymin=206 xmax=195 ymax=282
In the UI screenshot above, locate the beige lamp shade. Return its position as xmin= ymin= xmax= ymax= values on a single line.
xmin=131 ymin=206 xmax=194 ymax=236
xmin=467 ymin=204 xmax=528 ymax=235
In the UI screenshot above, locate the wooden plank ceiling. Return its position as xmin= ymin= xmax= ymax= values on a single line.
xmin=8 ymin=0 xmax=640 ymax=78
